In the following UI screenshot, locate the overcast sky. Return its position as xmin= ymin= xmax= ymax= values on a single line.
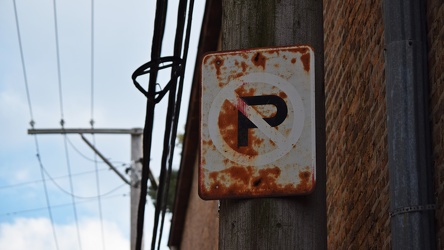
xmin=0 ymin=0 xmax=204 ymax=249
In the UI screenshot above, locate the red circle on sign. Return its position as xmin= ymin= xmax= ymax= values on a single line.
xmin=208 ymin=72 xmax=305 ymax=166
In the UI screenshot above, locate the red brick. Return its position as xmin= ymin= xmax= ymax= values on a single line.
xmin=325 ymin=1 xmax=440 ymax=248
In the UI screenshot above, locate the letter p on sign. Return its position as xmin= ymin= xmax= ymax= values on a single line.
xmin=199 ymin=45 xmax=315 ymax=200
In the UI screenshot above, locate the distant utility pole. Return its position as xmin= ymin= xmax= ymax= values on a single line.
xmin=219 ymin=1 xmax=326 ymax=249
xmin=130 ymin=132 xmax=143 ymax=250
xmin=28 ymin=128 xmax=156 ymax=250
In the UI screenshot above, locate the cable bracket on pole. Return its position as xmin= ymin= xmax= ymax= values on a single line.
xmin=389 ymin=204 xmax=436 ymax=217
xmin=131 ymin=56 xmax=184 ymax=103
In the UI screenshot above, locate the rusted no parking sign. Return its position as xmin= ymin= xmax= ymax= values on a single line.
xmin=199 ymin=45 xmax=315 ymax=200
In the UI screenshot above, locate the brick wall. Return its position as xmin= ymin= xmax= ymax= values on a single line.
xmin=323 ymin=0 xmax=391 ymax=248
xmin=427 ymin=0 xmax=444 ymax=248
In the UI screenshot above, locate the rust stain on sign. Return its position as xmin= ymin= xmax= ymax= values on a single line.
xmin=252 ymin=52 xmax=267 ymax=69
xmin=300 ymin=53 xmax=310 ymax=72
xmin=200 ymin=45 xmax=315 ymax=200
xmin=213 ymin=57 xmax=224 ymax=74
xmin=201 ymin=166 xmax=315 ymax=199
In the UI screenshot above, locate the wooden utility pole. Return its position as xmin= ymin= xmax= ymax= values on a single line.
xmin=219 ymin=1 xmax=326 ymax=249
xmin=130 ymin=132 xmax=143 ymax=250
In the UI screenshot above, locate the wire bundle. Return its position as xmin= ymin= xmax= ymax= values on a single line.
xmin=132 ymin=0 xmax=195 ymax=249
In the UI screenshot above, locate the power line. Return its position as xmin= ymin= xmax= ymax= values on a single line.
xmin=52 ymin=0 xmax=65 ymax=123
xmin=90 ymin=0 xmax=95 ymax=127
xmin=0 ymin=167 xmax=114 ymax=191
xmin=93 ymin=135 xmax=106 ymax=250
xmin=65 ymin=135 xmax=128 ymax=166
xmin=13 ymin=0 xmax=59 ymax=249
xmin=40 ymin=163 xmax=127 ymax=200
xmin=131 ymin=0 xmax=196 ymax=249
xmin=157 ymin=1 xmax=195 ymax=248
xmin=6 ymin=166 xmax=127 ymax=200
xmin=89 ymin=1 xmax=105 ymax=248
xmin=13 ymin=1 xmax=147 ymax=249
xmin=156 ymin=0 xmax=190 ymax=248
xmin=62 ymin=135 xmax=83 ymax=250
xmin=0 ymin=192 xmax=128 ymax=217
xmin=35 ymin=140 xmax=61 ymax=250
xmin=12 ymin=0 xmax=33 ymax=124
xmin=133 ymin=0 xmax=169 ymax=249
xmin=50 ymin=0 xmax=82 ymax=247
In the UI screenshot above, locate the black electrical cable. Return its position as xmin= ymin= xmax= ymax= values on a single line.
xmin=135 ymin=0 xmax=168 ymax=249
xmin=152 ymin=0 xmax=187 ymax=245
xmin=133 ymin=0 xmax=196 ymax=248
xmin=156 ymin=0 xmax=194 ymax=249
xmin=159 ymin=1 xmax=194 ymax=248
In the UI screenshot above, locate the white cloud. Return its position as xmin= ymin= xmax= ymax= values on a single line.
xmin=12 ymin=168 xmax=31 ymax=183
xmin=0 ymin=217 xmax=129 ymax=250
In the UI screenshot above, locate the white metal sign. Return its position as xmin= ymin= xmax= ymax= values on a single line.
xmin=199 ymin=45 xmax=315 ymax=200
